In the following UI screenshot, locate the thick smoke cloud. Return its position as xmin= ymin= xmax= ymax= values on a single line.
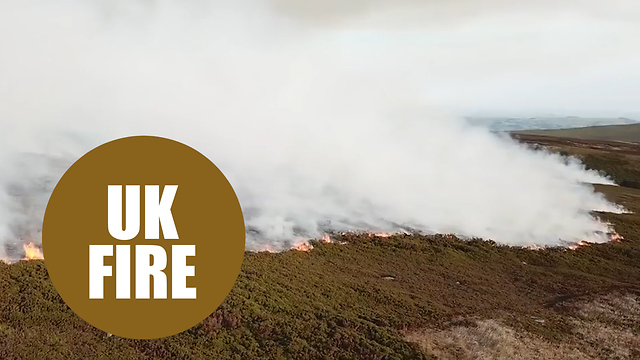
xmin=0 ymin=0 xmax=628 ymax=257
xmin=272 ymin=0 xmax=640 ymax=28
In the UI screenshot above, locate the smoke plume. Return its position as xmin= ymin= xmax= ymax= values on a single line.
xmin=0 ymin=0 xmax=630 ymax=256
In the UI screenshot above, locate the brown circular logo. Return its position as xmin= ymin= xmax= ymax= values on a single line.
xmin=42 ymin=136 xmax=245 ymax=339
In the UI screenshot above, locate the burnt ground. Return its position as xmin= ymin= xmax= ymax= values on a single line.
xmin=1 ymin=135 xmax=640 ymax=359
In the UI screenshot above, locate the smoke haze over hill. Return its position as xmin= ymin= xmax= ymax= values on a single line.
xmin=0 ymin=0 xmax=633 ymax=256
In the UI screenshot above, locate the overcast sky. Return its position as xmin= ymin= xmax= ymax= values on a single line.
xmin=276 ymin=0 xmax=640 ymax=117
xmin=1 ymin=0 xmax=638 ymax=119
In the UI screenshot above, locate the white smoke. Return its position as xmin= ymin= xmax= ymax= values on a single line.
xmin=0 ymin=0 xmax=630 ymax=256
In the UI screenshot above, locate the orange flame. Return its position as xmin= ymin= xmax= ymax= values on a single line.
xmin=609 ymin=233 xmax=623 ymax=242
xmin=293 ymin=242 xmax=313 ymax=252
xmin=23 ymin=242 xmax=44 ymax=261
xmin=568 ymin=241 xmax=590 ymax=250
xmin=320 ymin=234 xmax=332 ymax=244
xmin=568 ymin=232 xmax=623 ymax=250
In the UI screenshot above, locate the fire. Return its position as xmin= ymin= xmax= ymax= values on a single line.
xmin=292 ymin=242 xmax=313 ymax=252
xmin=23 ymin=242 xmax=44 ymax=260
xmin=609 ymin=232 xmax=624 ymax=242
xmin=568 ymin=241 xmax=590 ymax=250
xmin=260 ymin=244 xmax=277 ymax=253
xmin=320 ymin=233 xmax=332 ymax=244
xmin=368 ymin=232 xmax=393 ymax=238
xmin=290 ymin=233 xmax=342 ymax=252
xmin=255 ymin=228 xmax=625 ymax=255
xmin=567 ymin=231 xmax=624 ymax=250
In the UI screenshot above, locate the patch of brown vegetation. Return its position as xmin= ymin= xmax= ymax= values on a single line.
xmin=406 ymin=292 xmax=640 ymax=360
xmin=512 ymin=133 xmax=640 ymax=157
xmin=405 ymin=319 xmax=589 ymax=360
xmin=564 ymin=293 xmax=640 ymax=359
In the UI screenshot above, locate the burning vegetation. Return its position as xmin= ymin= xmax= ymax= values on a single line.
xmin=22 ymin=242 xmax=43 ymax=261
xmin=289 ymin=231 xmax=407 ymax=252
xmin=1 ymin=241 xmax=44 ymax=264
xmin=0 ymin=137 xmax=639 ymax=359
xmin=286 ymin=229 xmax=626 ymax=253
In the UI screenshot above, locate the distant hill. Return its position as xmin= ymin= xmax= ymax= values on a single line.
xmin=513 ymin=123 xmax=640 ymax=144
xmin=466 ymin=116 xmax=638 ymax=132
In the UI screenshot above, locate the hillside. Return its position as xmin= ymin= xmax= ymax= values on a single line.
xmin=514 ymin=123 xmax=640 ymax=144
xmin=468 ymin=116 xmax=638 ymax=132
xmin=1 ymin=137 xmax=640 ymax=359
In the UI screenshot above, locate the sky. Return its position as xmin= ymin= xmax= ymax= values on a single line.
xmin=278 ymin=0 xmax=640 ymax=117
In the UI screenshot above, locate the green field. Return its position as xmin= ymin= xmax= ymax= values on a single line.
xmin=2 ymin=135 xmax=640 ymax=359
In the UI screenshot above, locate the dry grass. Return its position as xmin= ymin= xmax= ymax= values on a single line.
xmin=405 ymin=320 xmax=589 ymax=360
xmin=568 ymin=293 xmax=640 ymax=360
xmin=572 ymin=293 xmax=640 ymax=324
xmin=405 ymin=293 xmax=640 ymax=360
